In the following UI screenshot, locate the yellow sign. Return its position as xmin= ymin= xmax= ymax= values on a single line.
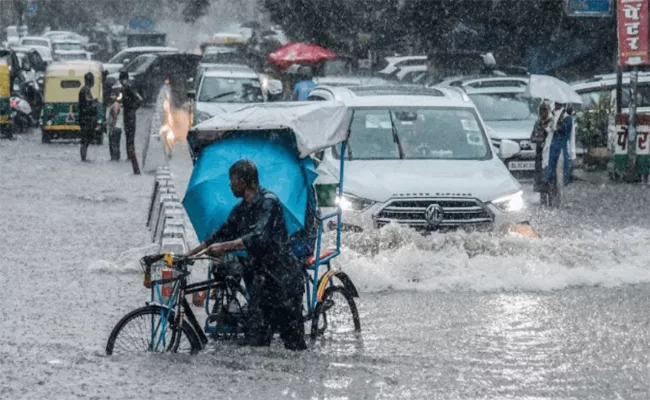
xmin=164 ymin=253 xmax=174 ymax=266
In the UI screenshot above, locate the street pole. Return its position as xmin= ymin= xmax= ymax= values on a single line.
xmin=627 ymin=67 xmax=639 ymax=182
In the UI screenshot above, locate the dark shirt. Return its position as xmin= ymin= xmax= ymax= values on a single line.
xmin=121 ymin=83 xmax=140 ymax=121
xmin=206 ymin=187 xmax=304 ymax=294
xmin=78 ymin=85 xmax=95 ymax=127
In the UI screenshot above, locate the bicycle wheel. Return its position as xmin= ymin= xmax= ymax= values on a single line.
xmin=310 ymin=286 xmax=361 ymax=341
xmin=106 ymin=305 xmax=202 ymax=355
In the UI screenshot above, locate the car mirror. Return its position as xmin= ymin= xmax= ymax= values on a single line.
xmin=187 ymin=90 xmax=196 ymax=100
xmin=499 ymin=139 xmax=520 ymax=159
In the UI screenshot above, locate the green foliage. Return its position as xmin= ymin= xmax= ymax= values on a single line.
xmin=575 ymin=92 xmax=612 ymax=150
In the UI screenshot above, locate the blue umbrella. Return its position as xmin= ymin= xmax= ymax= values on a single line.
xmin=183 ymin=135 xmax=317 ymax=243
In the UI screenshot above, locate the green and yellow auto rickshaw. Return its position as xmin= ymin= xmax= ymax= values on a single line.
xmin=0 ymin=62 xmax=11 ymax=138
xmin=41 ymin=60 xmax=105 ymax=144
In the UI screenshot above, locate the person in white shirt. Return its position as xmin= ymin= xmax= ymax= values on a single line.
xmin=107 ymin=90 xmax=123 ymax=161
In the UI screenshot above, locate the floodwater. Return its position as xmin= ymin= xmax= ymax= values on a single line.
xmin=2 ymin=109 xmax=650 ymax=399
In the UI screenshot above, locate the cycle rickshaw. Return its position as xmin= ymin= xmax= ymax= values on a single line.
xmin=106 ymin=102 xmax=360 ymax=354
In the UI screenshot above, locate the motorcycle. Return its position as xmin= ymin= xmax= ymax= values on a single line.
xmin=10 ymin=93 xmax=34 ymax=134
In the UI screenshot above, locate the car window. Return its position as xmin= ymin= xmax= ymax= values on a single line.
xmin=53 ymin=42 xmax=83 ymax=51
xmin=579 ymin=90 xmax=605 ymax=109
xmin=335 ymin=107 xmax=490 ymax=160
xmin=124 ymin=55 xmax=155 ymax=73
xmin=469 ymin=93 xmax=536 ymax=121
xmin=621 ymin=84 xmax=650 ymax=108
xmin=108 ymin=51 xmax=139 ymax=64
xmin=394 ymin=59 xmax=425 ymax=68
xmin=307 ymin=94 xmax=327 ymax=101
xmin=22 ymin=39 xmax=47 ymax=47
xmin=198 ymin=76 xmax=263 ymax=103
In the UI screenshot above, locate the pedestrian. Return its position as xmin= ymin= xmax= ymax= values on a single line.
xmin=119 ymin=71 xmax=143 ymax=175
xmin=544 ymin=103 xmax=573 ymax=204
xmin=293 ymin=66 xmax=317 ymax=101
xmin=530 ymin=101 xmax=554 ymax=205
xmin=107 ymin=89 xmax=123 ymax=161
xmin=78 ymin=72 xmax=98 ymax=162
xmin=185 ymin=160 xmax=307 ymax=351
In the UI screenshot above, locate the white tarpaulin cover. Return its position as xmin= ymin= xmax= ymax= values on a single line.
xmin=192 ymin=101 xmax=352 ymax=158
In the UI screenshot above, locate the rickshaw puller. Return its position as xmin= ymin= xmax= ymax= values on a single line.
xmin=78 ymin=72 xmax=97 ymax=162
xmin=185 ymin=160 xmax=307 ymax=351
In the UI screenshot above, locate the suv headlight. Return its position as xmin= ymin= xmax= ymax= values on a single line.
xmin=336 ymin=193 xmax=375 ymax=211
xmin=193 ymin=110 xmax=212 ymax=126
xmin=491 ymin=191 xmax=524 ymax=212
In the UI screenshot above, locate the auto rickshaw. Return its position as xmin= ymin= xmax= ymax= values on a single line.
xmin=0 ymin=62 xmax=11 ymax=138
xmin=41 ymin=60 xmax=105 ymax=144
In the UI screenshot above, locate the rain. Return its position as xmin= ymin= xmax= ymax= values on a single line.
xmin=2 ymin=0 xmax=650 ymax=399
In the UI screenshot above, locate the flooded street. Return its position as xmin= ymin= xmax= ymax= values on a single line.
xmin=2 ymin=111 xmax=650 ymax=399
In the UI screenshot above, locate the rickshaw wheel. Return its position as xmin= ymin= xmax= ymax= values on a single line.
xmin=310 ymin=286 xmax=360 ymax=341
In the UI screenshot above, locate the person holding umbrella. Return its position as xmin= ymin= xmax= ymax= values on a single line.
xmin=546 ymin=103 xmax=573 ymax=187
xmin=185 ymin=160 xmax=307 ymax=351
xmin=530 ymin=101 xmax=554 ymax=205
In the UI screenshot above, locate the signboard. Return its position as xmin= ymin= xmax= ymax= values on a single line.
xmin=613 ymin=113 xmax=650 ymax=174
xmin=26 ymin=0 xmax=38 ymax=17
xmin=566 ymin=0 xmax=613 ymax=16
xmin=129 ymin=16 xmax=155 ymax=32
xmin=618 ymin=0 xmax=650 ymax=66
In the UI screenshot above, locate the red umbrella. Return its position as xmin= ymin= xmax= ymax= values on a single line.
xmin=267 ymin=42 xmax=336 ymax=69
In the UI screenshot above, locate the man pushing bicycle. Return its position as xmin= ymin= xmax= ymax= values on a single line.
xmin=185 ymin=160 xmax=307 ymax=351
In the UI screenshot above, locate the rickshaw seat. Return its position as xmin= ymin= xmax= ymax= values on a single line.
xmin=305 ymin=249 xmax=336 ymax=267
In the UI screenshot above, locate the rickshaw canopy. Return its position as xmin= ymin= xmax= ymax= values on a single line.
xmin=190 ymin=101 xmax=352 ymax=159
xmin=44 ymin=61 xmax=103 ymax=103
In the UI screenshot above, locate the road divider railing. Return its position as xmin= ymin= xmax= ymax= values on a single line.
xmin=147 ymin=166 xmax=188 ymax=254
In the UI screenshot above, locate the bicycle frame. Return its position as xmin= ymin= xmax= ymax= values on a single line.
xmin=309 ymin=140 xmax=347 ymax=308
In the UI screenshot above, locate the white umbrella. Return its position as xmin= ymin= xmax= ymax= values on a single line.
xmin=526 ymin=74 xmax=582 ymax=105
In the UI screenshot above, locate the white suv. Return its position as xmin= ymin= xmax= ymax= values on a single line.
xmin=307 ymin=85 xmax=528 ymax=232
xmin=190 ymin=64 xmax=265 ymax=126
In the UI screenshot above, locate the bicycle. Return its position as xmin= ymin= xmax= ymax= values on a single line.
xmin=105 ymin=251 xmax=360 ymax=355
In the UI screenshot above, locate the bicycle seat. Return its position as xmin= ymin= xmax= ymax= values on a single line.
xmin=304 ymin=249 xmax=336 ymax=267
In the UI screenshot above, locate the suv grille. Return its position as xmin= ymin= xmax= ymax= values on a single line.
xmin=375 ymin=198 xmax=493 ymax=230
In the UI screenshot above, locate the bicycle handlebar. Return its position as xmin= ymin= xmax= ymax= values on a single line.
xmin=140 ymin=253 xmax=221 ymax=269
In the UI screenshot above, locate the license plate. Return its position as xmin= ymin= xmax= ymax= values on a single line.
xmin=508 ymin=161 xmax=535 ymax=171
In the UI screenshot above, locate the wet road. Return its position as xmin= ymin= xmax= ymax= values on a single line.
xmin=2 ymin=113 xmax=650 ymax=399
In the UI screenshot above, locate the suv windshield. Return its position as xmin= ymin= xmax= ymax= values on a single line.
xmin=469 ymin=93 xmax=535 ymax=121
xmin=336 ymin=107 xmax=491 ymax=160
xmin=198 ymin=76 xmax=263 ymax=103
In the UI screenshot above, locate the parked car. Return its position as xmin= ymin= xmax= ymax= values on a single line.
xmin=307 ymin=84 xmax=526 ymax=232
xmin=105 ymin=53 xmax=201 ymax=104
xmin=5 ymin=26 xmax=20 ymax=47
xmin=314 ymin=76 xmax=392 ymax=87
xmin=376 ymin=55 xmax=427 ymax=76
xmin=52 ymin=39 xmax=89 ymax=61
xmin=20 ymin=36 xmax=51 ymax=51
xmin=189 ymin=64 xmax=264 ymax=126
xmin=434 ymin=76 xmax=539 ymax=177
xmin=43 ymin=31 xmax=89 ymax=46
xmin=102 ymin=46 xmax=178 ymax=75
xmin=464 ymin=87 xmax=539 ymax=175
